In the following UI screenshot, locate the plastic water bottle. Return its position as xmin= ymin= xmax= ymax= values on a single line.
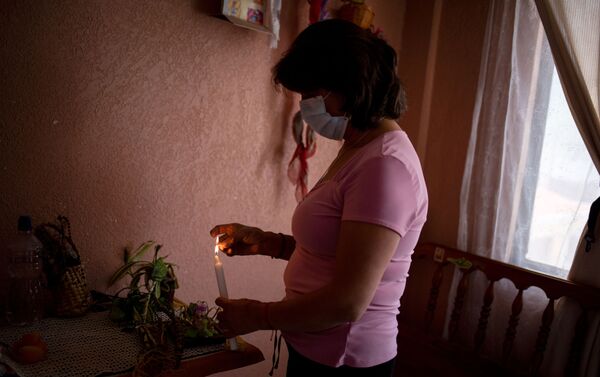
xmin=6 ymin=215 xmax=45 ymax=325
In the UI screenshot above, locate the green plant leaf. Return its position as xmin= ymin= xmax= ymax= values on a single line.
xmin=129 ymin=241 xmax=156 ymax=263
xmin=144 ymin=268 xmax=153 ymax=291
xmin=184 ymin=327 xmax=199 ymax=338
xmin=129 ymin=270 xmax=147 ymax=292
xmin=447 ymin=257 xmax=473 ymax=269
xmin=152 ymin=258 xmax=168 ymax=281
xmin=108 ymin=260 xmax=145 ymax=287
xmin=167 ymin=265 xmax=179 ymax=289
xmin=153 ymin=244 xmax=163 ymax=260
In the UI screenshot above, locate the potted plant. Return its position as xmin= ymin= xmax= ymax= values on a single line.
xmin=108 ymin=241 xmax=178 ymax=326
xmin=108 ymin=241 xmax=223 ymax=377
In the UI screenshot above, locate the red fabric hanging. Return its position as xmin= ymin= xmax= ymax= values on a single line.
xmin=288 ymin=0 xmax=329 ymax=202
xmin=308 ymin=0 xmax=323 ymax=24
xmin=288 ymin=111 xmax=317 ymax=202
xmin=308 ymin=0 xmax=330 ymax=24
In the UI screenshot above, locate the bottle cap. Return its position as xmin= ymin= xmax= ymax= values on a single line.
xmin=17 ymin=215 xmax=33 ymax=232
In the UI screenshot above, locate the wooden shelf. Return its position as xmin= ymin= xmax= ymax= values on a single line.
xmin=121 ymin=338 xmax=265 ymax=377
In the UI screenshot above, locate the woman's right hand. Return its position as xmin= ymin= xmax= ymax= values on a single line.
xmin=210 ymin=223 xmax=272 ymax=256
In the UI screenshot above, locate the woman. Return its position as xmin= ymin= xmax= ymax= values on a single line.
xmin=211 ymin=19 xmax=428 ymax=376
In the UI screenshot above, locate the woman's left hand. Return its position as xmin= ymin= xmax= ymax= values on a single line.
xmin=215 ymin=297 xmax=265 ymax=337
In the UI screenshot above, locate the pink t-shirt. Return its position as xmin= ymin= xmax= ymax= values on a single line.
xmin=283 ymin=130 xmax=428 ymax=367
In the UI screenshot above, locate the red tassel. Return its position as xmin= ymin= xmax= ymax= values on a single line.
xmin=288 ymin=112 xmax=317 ymax=202
xmin=308 ymin=0 xmax=323 ymax=24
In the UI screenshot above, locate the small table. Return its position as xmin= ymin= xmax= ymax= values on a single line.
xmin=0 ymin=312 xmax=264 ymax=377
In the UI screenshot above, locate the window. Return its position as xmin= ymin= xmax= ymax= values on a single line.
xmin=459 ymin=0 xmax=598 ymax=280
xmin=513 ymin=65 xmax=597 ymax=278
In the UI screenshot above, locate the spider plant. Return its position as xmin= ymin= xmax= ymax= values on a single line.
xmin=108 ymin=241 xmax=182 ymax=376
xmin=108 ymin=241 xmax=178 ymax=326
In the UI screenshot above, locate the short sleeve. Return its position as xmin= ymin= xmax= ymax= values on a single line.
xmin=341 ymin=156 xmax=420 ymax=236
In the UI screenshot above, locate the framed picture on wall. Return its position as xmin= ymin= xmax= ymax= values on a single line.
xmin=220 ymin=0 xmax=272 ymax=34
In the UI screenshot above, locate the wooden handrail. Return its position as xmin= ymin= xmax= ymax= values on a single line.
xmin=415 ymin=243 xmax=600 ymax=307
xmin=399 ymin=242 xmax=600 ymax=376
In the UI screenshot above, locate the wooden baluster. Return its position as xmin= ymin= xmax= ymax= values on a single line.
xmin=502 ymin=289 xmax=523 ymax=363
xmin=425 ymin=263 xmax=445 ymax=332
xmin=474 ymin=280 xmax=495 ymax=353
xmin=448 ymin=270 xmax=471 ymax=343
xmin=565 ymin=308 xmax=588 ymax=375
xmin=530 ymin=298 xmax=555 ymax=374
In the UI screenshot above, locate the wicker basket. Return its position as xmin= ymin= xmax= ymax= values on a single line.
xmin=55 ymin=264 xmax=90 ymax=317
xmin=35 ymin=215 xmax=91 ymax=317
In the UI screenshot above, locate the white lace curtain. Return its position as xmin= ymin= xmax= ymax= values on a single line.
xmin=535 ymin=1 xmax=600 ymax=375
xmin=457 ymin=0 xmax=600 ymax=375
xmin=534 ymin=0 xmax=600 ymax=285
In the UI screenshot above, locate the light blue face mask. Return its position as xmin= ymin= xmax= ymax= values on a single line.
xmin=299 ymin=94 xmax=349 ymax=141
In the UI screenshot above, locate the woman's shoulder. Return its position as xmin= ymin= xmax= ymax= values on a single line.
xmin=333 ymin=130 xmax=421 ymax=184
xmin=360 ymin=130 xmax=421 ymax=168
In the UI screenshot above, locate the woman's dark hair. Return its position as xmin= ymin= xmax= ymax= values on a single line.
xmin=272 ymin=19 xmax=406 ymax=131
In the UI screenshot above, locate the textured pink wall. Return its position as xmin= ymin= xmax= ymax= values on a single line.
xmin=0 ymin=1 xmax=406 ymax=375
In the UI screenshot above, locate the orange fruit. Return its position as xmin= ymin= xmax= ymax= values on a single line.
xmin=20 ymin=332 xmax=43 ymax=346
xmin=15 ymin=345 xmax=47 ymax=364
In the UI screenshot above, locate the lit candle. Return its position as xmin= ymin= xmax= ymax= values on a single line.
xmin=214 ymin=239 xmax=229 ymax=298
xmin=214 ymin=235 xmax=238 ymax=350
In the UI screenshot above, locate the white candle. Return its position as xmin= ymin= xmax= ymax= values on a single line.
xmin=214 ymin=244 xmax=229 ymax=298
xmin=214 ymin=235 xmax=238 ymax=351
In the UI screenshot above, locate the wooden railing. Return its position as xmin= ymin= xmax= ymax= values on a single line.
xmin=396 ymin=242 xmax=600 ymax=376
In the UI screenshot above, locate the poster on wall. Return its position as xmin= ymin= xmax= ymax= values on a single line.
xmin=221 ymin=0 xmax=272 ymax=34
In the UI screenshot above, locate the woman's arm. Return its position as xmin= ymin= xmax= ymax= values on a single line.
xmin=210 ymin=223 xmax=296 ymax=260
xmin=216 ymin=220 xmax=400 ymax=335
xmin=268 ymin=232 xmax=295 ymax=261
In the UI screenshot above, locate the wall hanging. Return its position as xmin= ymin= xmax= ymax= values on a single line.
xmin=288 ymin=111 xmax=317 ymax=203
xmin=219 ymin=0 xmax=282 ymax=47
